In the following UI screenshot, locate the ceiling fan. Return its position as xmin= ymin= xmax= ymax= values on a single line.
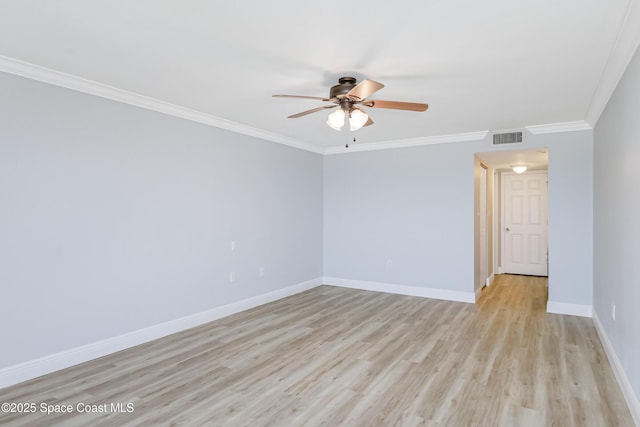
xmin=273 ymin=76 xmax=429 ymax=132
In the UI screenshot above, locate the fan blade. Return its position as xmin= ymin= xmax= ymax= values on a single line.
xmin=288 ymin=105 xmax=337 ymax=118
xmin=363 ymin=117 xmax=374 ymax=127
xmin=346 ymin=79 xmax=384 ymax=100
xmin=363 ymin=99 xmax=428 ymax=111
xmin=273 ymin=94 xmax=332 ymax=101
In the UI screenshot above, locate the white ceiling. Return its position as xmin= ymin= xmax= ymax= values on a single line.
xmin=476 ymin=148 xmax=548 ymax=171
xmin=0 ymin=1 xmax=638 ymax=152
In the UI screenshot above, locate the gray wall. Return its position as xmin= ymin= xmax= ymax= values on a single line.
xmin=545 ymin=131 xmax=594 ymax=306
xmin=0 ymin=67 xmax=598 ymax=373
xmin=593 ymin=44 xmax=640 ymax=400
xmin=324 ymin=131 xmax=593 ymax=306
xmin=323 ymin=142 xmax=476 ymax=291
xmin=0 ymin=72 xmax=323 ymax=369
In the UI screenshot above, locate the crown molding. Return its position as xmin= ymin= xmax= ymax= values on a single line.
xmin=585 ymin=0 xmax=640 ymax=127
xmin=0 ymin=55 xmax=324 ymax=154
xmin=0 ymin=59 xmax=489 ymax=155
xmin=323 ymin=130 xmax=489 ymax=155
xmin=0 ymin=54 xmax=615 ymax=155
xmin=525 ymin=120 xmax=592 ymax=135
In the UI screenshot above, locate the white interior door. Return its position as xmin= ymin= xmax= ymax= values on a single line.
xmin=502 ymin=171 xmax=548 ymax=276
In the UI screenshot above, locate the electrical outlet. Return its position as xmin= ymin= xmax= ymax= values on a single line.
xmin=229 ymin=272 xmax=236 ymax=283
xmin=386 ymin=259 xmax=393 ymax=270
xmin=231 ymin=241 xmax=236 ymax=252
xmin=259 ymin=267 xmax=265 ymax=278
xmin=612 ymin=304 xmax=616 ymax=321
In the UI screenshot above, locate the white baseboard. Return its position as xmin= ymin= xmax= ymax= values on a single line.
xmin=323 ymin=277 xmax=475 ymax=304
xmin=546 ymin=301 xmax=593 ymax=318
xmin=485 ymin=273 xmax=495 ymax=287
xmin=475 ymin=286 xmax=484 ymax=301
xmin=0 ymin=277 xmax=323 ymax=389
xmin=592 ymin=311 xmax=640 ymax=426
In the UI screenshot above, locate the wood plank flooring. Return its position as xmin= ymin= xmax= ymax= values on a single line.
xmin=0 ymin=275 xmax=633 ymax=426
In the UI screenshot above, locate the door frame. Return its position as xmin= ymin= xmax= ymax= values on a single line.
xmin=492 ymin=169 xmax=500 ymax=280
xmin=479 ymin=165 xmax=489 ymax=287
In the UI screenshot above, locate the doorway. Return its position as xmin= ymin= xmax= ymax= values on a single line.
xmin=474 ymin=148 xmax=549 ymax=300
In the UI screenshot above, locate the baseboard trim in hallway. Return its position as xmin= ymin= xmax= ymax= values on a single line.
xmin=0 ymin=277 xmax=323 ymax=389
xmin=547 ymin=300 xmax=593 ymax=317
xmin=475 ymin=285 xmax=484 ymax=301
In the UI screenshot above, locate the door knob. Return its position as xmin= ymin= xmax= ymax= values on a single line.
xmin=506 ymin=227 xmax=510 ymax=231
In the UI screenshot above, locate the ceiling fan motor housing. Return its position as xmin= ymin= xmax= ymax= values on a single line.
xmin=329 ymin=77 xmax=357 ymax=99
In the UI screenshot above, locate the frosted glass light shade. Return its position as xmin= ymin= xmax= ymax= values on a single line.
xmin=512 ymin=165 xmax=527 ymax=174
xmin=349 ymin=108 xmax=368 ymax=131
xmin=326 ymin=109 xmax=345 ymax=130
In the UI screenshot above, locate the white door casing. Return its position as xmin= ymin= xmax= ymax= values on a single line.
xmin=479 ymin=167 xmax=488 ymax=287
xmin=501 ymin=171 xmax=548 ymax=276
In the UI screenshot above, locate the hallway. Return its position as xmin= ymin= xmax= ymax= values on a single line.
xmin=477 ymin=273 xmax=548 ymax=314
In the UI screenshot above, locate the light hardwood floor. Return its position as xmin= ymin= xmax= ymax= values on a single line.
xmin=0 ymin=275 xmax=633 ymax=426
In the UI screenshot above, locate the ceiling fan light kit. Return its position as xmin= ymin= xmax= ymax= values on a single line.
xmin=349 ymin=108 xmax=368 ymax=131
xmin=274 ymin=76 xmax=429 ymax=134
xmin=326 ymin=109 xmax=345 ymax=130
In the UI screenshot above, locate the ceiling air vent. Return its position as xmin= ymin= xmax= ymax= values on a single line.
xmin=493 ymin=131 xmax=523 ymax=145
